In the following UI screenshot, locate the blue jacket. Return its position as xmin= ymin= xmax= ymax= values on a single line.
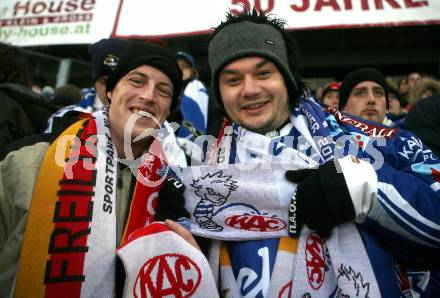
xmin=221 ymin=98 xmax=440 ymax=297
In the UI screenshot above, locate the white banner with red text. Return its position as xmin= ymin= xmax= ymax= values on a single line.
xmin=1 ymin=0 xmax=439 ymax=46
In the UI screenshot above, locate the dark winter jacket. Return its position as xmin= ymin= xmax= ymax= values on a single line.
xmin=404 ymin=95 xmax=440 ymax=157
xmin=0 ymin=83 xmax=57 ymax=149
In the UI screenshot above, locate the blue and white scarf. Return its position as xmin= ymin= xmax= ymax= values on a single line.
xmin=182 ymin=97 xmax=381 ymax=297
xmin=78 ymin=87 xmax=104 ymax=113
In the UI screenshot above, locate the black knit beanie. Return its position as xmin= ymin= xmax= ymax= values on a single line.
xmin=89 ymin=38 xmax=131 ymax=82
xmin=339 ymin=67 xmax=389 ymax=110
xmin=208 ymin=21 xmax=297 ymax=111
xmin=106 ymin=41 xmax=182 ymax=111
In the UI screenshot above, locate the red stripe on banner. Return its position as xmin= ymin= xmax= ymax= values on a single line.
xmin=112 ymin=21 xmax=440 ymax=39
xmin=44 ymin=119 xmax=97 ymax=298
xmin=113 ymin=29 xmax=213 ymax=40
xmin=285 ymin=19 xmax=440 ymax=31
xmin=110 ymin=0 xmax=125 ymax=38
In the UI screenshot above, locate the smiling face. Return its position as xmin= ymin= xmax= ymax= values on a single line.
xmin=344 ymin=81 xmax=387 ymax=123
xmin=107 ymin=65 xmax=173 ymax=158
xmin=219 ymin=56 xmax=290 ymax=134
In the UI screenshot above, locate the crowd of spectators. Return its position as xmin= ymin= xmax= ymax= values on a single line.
xmin=1 ymin=10 xmax=439 ymax=296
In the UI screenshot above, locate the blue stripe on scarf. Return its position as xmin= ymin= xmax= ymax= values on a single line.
xmin=226 ymin=239 xmax=278 ymax=297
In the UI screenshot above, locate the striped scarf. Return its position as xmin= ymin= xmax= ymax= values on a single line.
xmin=15 ymin=108 xmax=166 ymax=297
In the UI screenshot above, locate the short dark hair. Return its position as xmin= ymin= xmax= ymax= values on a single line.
xmin=0 ymin=42 xmax=32 ymax=87
xmin=208 ymin=9 xmax=306 ymax=107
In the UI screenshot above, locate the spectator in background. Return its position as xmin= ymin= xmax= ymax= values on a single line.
xmin=31 ymin=75 xmax=49 ymax=95
xmin=177 ymin=51 xmax=199 ymax=81
xmin=398 ymin=76 xmax=409 ymax=106
xmin=385 ymin=79 xmax=406 ymax=128
xmin=173 ymin=51 xmax=210 ymax=139
xmin=404 ymin=94 xmax=440 ymax=157
xmin=48 ymin=84 xmax=83 ymax=109
xmin=407 ymin=71 xmax=422 ymax=91
xmin=314 ymin=85 xmax=324 ymax=101
xmin=321 ymin=81 xmax=340 ymax=108
xmin=407 ymin=76 xmax=440 ymax=108
xmin=79 ymin=38 xmax=131 ymax=112
xmin=41 ymin=85 xmax=55 ymax=101
xmin=167 ymin=51 xmax=213 ymax=165
xmin=0 ymin=42 xmax=57 ymax=150
xmin=44 ymin=38 xmax=131 ymax=132
xmin=339 ymin=67 xmax=389 ymax=124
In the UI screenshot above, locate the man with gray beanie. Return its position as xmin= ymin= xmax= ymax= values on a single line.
xmin=156 ymin=8 xmax=440 ymax=297
xmin=339 ymin=67 xmax=390 ymax=124
xmin=0 ymin=40 xmax=202 ymax=297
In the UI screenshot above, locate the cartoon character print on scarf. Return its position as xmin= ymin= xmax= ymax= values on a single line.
xmin=334 ymin=264 xmax=371 ymax=297
xmin=190 ymin=170 xmax=238 ymax=231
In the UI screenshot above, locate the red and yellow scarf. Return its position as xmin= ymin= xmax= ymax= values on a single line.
xmin=15 ymin=109 xmax=167 ymax=297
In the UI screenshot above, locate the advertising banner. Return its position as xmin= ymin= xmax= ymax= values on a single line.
xmin=0 ymin=0 xmax=118 ymax=46
xmin=113 ymin=0 xmax=440 ymax=37
xmin=1 ymin=0 xmax=440 ymax=46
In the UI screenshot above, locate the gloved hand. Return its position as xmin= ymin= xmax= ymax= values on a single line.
xmin=285 ymin=161 xmax=355 ymax=238
xmin=155 ymin=177 xmax=190 ymax=222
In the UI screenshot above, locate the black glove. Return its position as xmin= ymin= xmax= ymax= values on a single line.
xmin=285 ymin=161 xmax=355 ymax=238
xmin=155 ymin=177 xmax=190 ymax=221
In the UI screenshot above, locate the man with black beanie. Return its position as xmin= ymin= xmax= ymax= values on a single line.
xmin=44 ymin=38 xmax=131 ymax=134
xmin=339 ymin=67 xmax=389 ymax=124
xmin=0 ymin=40 xmax=196 ymax=297
xmin=156 ymin=8 xmax=440 ymax=297
xmin=80 ymin=38 xmax=132 ymax=111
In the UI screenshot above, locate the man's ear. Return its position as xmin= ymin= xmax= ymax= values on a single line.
xmin=107 ymin=91 xmax=112 ymax=102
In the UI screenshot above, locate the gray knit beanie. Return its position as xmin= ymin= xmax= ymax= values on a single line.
xmin=208 ymin=21 xmax=297 ymax=110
